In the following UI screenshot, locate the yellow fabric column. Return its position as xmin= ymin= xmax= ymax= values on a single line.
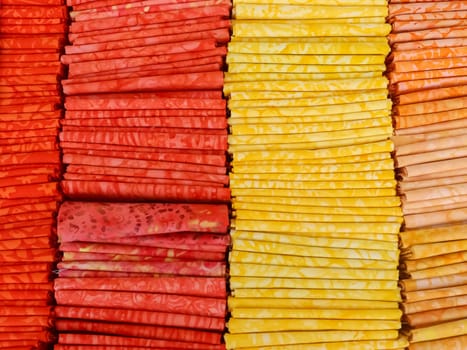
xmin=225 ymin=0 xmax=407 ymax=348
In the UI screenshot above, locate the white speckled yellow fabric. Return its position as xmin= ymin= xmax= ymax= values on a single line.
xmin=230 ymin=251 xmax=398 ymax=270
xmin=231 ymin=239 xmax=399 ymax=261
xmin=231 ymin=229 xmax=399 ymax=243
xmin=233 ymin=140 xmax=394 ymax=161
xmin=232 ymin=195 xmax=401 ymax=208
xmin=232 ymin=22 xmax=392 ymax=37
xmin=228 ymin=41 xmax=390 ymax=55
xmin=225 ymin=330 xmax=399 ymax=349
xmin=228 ymin=89 xmax=387 ymax=109
xmin=228 ymin=297 xmax=399 ymax=310
xmin=228 ymin=63 xmax=387 ymax=73
xmin=225 ymin=337 xmax=408 ymax=350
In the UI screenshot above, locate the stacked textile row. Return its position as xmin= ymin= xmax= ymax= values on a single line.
xmin=224 ymin=1 xmax=407 ymax=349
xmin=388 ymin=0 xmax=467 ymax=229
xmin=388 ymin=1 xmax=467 ymax=348
xmin=54 ymin=201 xmax=230 ymax=349
xmin=59 ymin=0 xmax=231 ymax=202
xmin=0 ymin=1 xmax=66 ymax=349
xmin=399 ymin=223 xmax=467 ymax=349
xmin=55 ymin=2 xmax=232 ymax=348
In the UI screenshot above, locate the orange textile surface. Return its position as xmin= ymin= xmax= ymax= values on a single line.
xmin=388 ymin=3 xmax=466 ymax=347
xmin=0 ymin=1 xmax=65 ymax=348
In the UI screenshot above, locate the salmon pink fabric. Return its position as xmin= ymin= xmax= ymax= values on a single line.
xmin=55 ymin=201 xmax=229 ymax=348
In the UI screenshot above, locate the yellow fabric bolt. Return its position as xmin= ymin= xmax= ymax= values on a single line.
xmin=229 ymin=89 xmax=387 ymax=102
xmin=229 ymin=251 xmax=398 ymax=270
xmin=232 ymin=139 xmax=394 ymax=162
xmin=224 ymin=76 xmax=388 ymax=94
xmin=230 ymin=287 xmax=401 ymax=300
xmin=228 ymin=126 xmax=393 ymax=146
xmin=227 ymin=297 xmax=399 ymax=310
xmin=234 ymin=218 xmax=401 ymax=234
xmin=233 ymin=4 xmax=388 ymax=20
xmin=231 ymin=195 xmax=401 ymax=208
xmin=227 ymin=63 xmax=387 ymax=73
xmin=232 ymin=235 xmax=397 ymax=254
xmin=232 ymin=22 xmax=392 ymax=37
xmin=233 ymin=159 xmax=395 ymax=174
xmin=229 ymin=88 xmax=388 ymax=100
xmin=234 ymin=208 xmax=401 ymax=224
xmin=232 ymin=239 xmax=399 ymax=262
xmin=227 ymin=41 xmax=390 ymax=55
xmin=228 ymin=110 xmax=390 ymax=127
xmin=231 ymin=229 xmax=399 ymax=243
xmin=230 ymin=170 xmax=396 ymax=181
xmin=225 ymin=72 xmax=382 ymax=87
xmin=230 ymin=178 xmax=397 ymax=190
xmin=228 ymin=135 xmax=393 ymax=152
xmin=229 ymin=276 xmax=398 ymax=290
xmin=226 ymin=52 xmax=385 ymax=66
xmin=229 ymin=100 xmax=391 ymax=118
xmin=227 ymin=337 xmax=408 ymax=350
xmin=227 ymin=89 xmax=387 ymax=108
xmin=231 ymin=36 xmax=389 ymax=43
xmin=231 ymin=307 xmax=402 ymax=320
xmin=227 ymin=318 xmax=400 ymax=333
xmin=233 ymin=154 xmax=392 ymax=167
xmin=224 ymin=330 xmax=399 ymax=349
xmin=230 ymin=117 xmax=392 ymax=136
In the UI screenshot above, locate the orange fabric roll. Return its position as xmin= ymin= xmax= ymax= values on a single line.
xmin=394 ymin=96 xmax=466 ymax=116
xmin=396 ymin=147 xmax=467 ymax=167
xmin=400 ymin=272 xmax=467 ymax=292
xmin=404 ymin=208 xmax=467 ymax=228
xmin=404 ymin=252 xmax=467 ymax=273
xmin=402 ymin=295 xmax=467 ymax=315
xmin=404 ymin=284 xmax=467 ymax=303
xmin=395 ymin=118 xmax=467 ymax=136
xmin=408 ymin=335 xmax=467 ymax=350
xmin=406 ymin=305 xmax=467 ymax=328
xmin=400 ymin=157 xmax=467 ymax=178
xmin=397 ymin=85 xmax=467 ymax=105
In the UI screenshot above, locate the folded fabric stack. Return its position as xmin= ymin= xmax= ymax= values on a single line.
xmin=59 ymin=0 xmax=231 ymax=202
xmin=54 ymin=201 xmax=229 ymax=349
xmin=0 ymin=0 xmax=66 ymax=348
xmin=224 ymin=0 xmax=407 ymax=348
xmin=399 ymin=223 xmax=467 ymax=349
xmin=388 ymin=1 xmax=467 ymax=347
xmin=388 ymin=0 xmax=467 ymax=229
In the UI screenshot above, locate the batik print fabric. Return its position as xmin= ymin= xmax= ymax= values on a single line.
xmin=388 ymin=0 xmax=467 ymax=229
xmin=224 ymin=0 xmax=407 ymax=349
xmin=0 ymin=0 xmax=66 ymax=348
xmin=54 ymin=201 xmax=230 ymax=349
xmin=399 ymin=223 xmax=467 ymax=349
xmin=388 ymin=1 xmax=467 ymax=348
xmin=59 ymin=0 xmax=231 ymax=203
